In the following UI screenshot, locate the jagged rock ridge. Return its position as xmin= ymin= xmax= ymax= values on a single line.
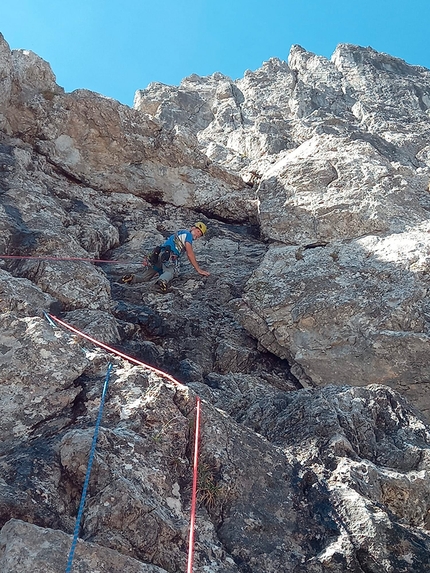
xmin=135 ymin=44 xmax=430 ymax=415
xmin=0 ymin=31 xmax=430 ymax=572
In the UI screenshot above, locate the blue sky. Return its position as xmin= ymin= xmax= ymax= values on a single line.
xmin=1 ymin=1 xmax=429 ymax=107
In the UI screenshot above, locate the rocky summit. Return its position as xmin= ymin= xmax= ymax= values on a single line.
xmin=0 ymin=31 xmax=430 ymax=572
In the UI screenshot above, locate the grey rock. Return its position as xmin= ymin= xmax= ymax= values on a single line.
xmin=0 ymin=313 xmax=88 ymax=450
xmin=134 ymin=42 xmax=430 ymax=415
xmin=239 ymin=232 xmax=430 ymax=416
xmin=1 ymin=36 xmax=251 ymax=223
xmin=0 ymin=519 xmax=168 ymax=573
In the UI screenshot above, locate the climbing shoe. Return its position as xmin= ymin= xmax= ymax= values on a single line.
xmin=156 ymin=279 xmax=168 ymax=293
xmin=121 ymin=274 xmax=134 ymax=284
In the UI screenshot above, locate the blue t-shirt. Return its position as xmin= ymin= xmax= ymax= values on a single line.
xmin=162 ymin=230 xmax=193 ymax=257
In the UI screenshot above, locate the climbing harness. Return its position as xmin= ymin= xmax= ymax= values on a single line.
xmin=65 ymin=363 xmax=113 ymax=573
xmin=143 ymin=242 xmax=181 ymax=281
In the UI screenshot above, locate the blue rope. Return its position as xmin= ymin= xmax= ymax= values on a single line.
xmin=65 ymin=362 xmax=113 ymax=573
xmin=43 ymin=310 xmax=57 ymax=328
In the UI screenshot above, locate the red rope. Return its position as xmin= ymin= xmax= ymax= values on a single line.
xmin=48 ymin=314 xmax=183 ymax=387
xmin=187 ymin=396 xmax=201 ymax=573
xmin=0 ymin=254 xmax=140 ymax=264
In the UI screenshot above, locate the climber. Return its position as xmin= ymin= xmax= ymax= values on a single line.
xmin=121 ymin=222 xmax=210 ymax=292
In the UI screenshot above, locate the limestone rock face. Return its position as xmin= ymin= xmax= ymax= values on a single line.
xmin=256 ymin=134 xmax=430 ymax=244
xmin=211 ymin=383 xmax=430 ymax=572
xmin=1 ymin=34 xmax=252 ymax=223
xmin=0 ymin=519 xmax=168 ymax=573
xmin=1 ymin=30 xmax=430 ymax=572
xmin=135 ymin=41 xmax=430 ymax=414
xmin=238 ymin=229 xmax=430 ymax=414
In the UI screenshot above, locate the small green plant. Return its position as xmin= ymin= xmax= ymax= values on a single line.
xmin=197 ymin=459 xmax=223 ymax=511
